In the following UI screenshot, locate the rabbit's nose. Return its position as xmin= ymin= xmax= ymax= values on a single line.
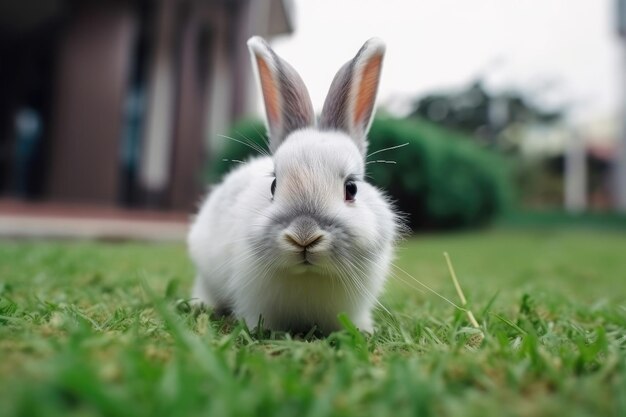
xmin=283 ymin=232 xmax=325 ymax=250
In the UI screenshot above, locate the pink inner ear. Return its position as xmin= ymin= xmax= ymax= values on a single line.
xmin=353 ymin=54 xmax=382 ymax=129
xmin=256 ymin=56 xmax=281 ymax=127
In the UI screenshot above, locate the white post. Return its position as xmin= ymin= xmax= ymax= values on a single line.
xmin=565 ymin=129 xmax=587 ymax=213
xmin=616 ymin=42 xmax=626 ymax=211
xmin=140 ymin=0 xmax=176 ymax=197
xmin=615 ymin=0 xmax=626 ymax=211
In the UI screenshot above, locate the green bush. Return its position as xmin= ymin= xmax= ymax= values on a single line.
xmin=208 ymin=117 xmax=512 ymax=230
xmin=367 ymin=117 xmax=512 ymax=229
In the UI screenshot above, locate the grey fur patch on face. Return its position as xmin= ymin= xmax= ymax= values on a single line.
xmin=271 ymin=206 xmax=351 ymax=237
xmin=248 ymin=201 xmax=376 ymax=275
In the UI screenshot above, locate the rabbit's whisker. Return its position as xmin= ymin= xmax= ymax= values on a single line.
xmin=366 ymin=142 xmax=409 ymax=158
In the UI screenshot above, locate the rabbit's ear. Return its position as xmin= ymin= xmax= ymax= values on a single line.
xmin=247 ymin=37 xmax=315 ymax=153
xmin=319 ymin=38 xmax=385 ymax=155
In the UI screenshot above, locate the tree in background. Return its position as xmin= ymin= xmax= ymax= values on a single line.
xmin=409 ymin=80 xmax=562 ymax=152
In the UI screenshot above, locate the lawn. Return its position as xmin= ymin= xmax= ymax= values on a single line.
xmin=0 ymin=229 xmax=625 ymax=417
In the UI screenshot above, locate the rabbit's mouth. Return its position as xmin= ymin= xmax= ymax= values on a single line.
xmin=290 ymin=257 xmax=319 ymax=275
xmin=299 ymin=250 xmax=315 ymax=266
xmin=291 ymin=251 xmax=325 ymax=271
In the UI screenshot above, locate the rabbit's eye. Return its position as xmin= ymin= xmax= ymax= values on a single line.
xmin=345 ymin=181 xmax=357 ymax=202
xmin=271 ymin=179 xmax=277 ymax=197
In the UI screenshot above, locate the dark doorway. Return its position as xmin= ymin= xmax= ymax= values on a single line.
xmin=0 ymin=13 xmax=62 ymax=199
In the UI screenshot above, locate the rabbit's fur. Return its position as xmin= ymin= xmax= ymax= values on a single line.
xmin=188 ymin=37 xmax=399 ymax=334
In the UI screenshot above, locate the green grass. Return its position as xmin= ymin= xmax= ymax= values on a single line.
xmin=0 ymin=230 xmax=625 ymax=417
xmin=498 ymin=210 xmax=626 ymax=231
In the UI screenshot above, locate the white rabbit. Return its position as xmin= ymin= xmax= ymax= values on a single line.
xmin=188 ymin=36 xmax=400 ymax=334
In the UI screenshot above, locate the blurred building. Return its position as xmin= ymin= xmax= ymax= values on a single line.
xmin=0 ymin=0 xmax=292 ymax=212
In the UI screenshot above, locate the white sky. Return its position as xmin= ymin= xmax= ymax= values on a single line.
xmin=270 ymin=0 xmax=624 ymax=125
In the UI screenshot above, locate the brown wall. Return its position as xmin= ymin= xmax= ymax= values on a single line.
xmin=168 ymin=8 xmax=214 ymax=210
xmin=47 ymin=5 xmax=135 ymax=205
